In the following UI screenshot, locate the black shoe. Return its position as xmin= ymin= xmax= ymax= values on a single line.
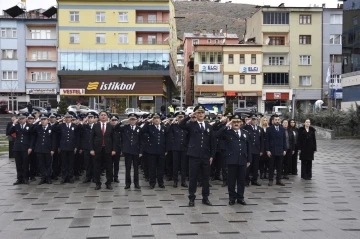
xmin=134 ymin=184 xmax=141 ymax=189
xmin=159 ymin=184 xmax=165 ymax=189
xmin=283 ymin=176 xmax=289 ymax=180
xmin=106 ymin=184 xmax=113 ymax=190
xmin=260 ymin=174 xmax=264 ymax=179
xmin=189 ymin=200 xmax=195 ymax=207
xmin=69 ymin=178 xmax=74 ymax=184
xmin=30 ymin=177 xmax=36 ymax=181
xmin=149 ymin=184 xmax=155 ymax=189
xmin=197 ymin=182 xmax=202 ymax=187
xmin=47 ymin=178 xmax=52 ymax=184
xmin=166 ymin=177 xmax=172 ymax=182
xmin=83 ymin=178 xmax=91 ymax=183
xmin=264 ymin=174 xmax=268 ymax=179
xmin=114 ymin=178 xmax=120 ymax=183
xmin=39 ymin=178 xmax=46 ymax=185
xmin=237 ymin=199 xmax=247 ymax=205
xmin=13 ymin=179 xmax=22 ymax=185
xmin=268 ymin=180 xmax=273 ymax=186
xmin=145 ymin=178 xmax=149 ymax=182
xmin=251 ymin=181 xmax=261 ymax=186
xmin=276 ymin=180 xmax=285 ymax=186
xmin=202 ymin=199 xmax=212 ymax=206
xmin=60 ymin=179 xmax=66 ymax=184
xmin=23 ymin=180 xmax=29 ymax=185
xmin=229 ymin=200 xmax=235 ymax=206
xmin=221 ymin=182 xmax=227 ymax=187
xmin=74 ymin=176 xmax=80 ymax=180
xmin=173 ymin=182 xmax=178 ymax=188
xmin=181 ymin=182 xmax=188 ymax=188
xmin=52 ymin=176 xmax=58 ymax=180
xmin=245 ymin=182 xmax=250 ymax=187
xmin=124 ymin=185 xmax=130 ymax=189
xmin=94 ymin=184 xmax=101 ymax=190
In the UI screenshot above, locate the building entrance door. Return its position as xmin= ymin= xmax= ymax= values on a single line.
xmin=238 ymin=100 xmax=246 ymax=108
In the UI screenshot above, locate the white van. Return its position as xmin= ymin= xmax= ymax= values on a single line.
xmin=272 ymin=106 xmax=290 ymax=116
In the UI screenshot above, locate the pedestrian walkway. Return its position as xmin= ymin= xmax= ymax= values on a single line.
xmin=0 ymin=139 xmax=360 ymax=239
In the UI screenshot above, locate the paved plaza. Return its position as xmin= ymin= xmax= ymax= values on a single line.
xmin=0 ymin=139 xmax=360 ymax=239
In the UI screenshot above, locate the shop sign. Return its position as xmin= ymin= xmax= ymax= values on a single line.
xmin=139 ymin=96 xmax=154 ymax=100
xmin=60 ymin=89 xmax=85 ymax=95
xmin=239 ymin=65 xmax=261 ymax=73
xmin=26 ymin=89 xmax=56 ymax=95
xmin=87 ymin=82 xmax=136 ymax=91
xmin=199 ymin=64 xmax=221 ymax=73
xmin=226 ymin=91 xmax=237 ymax=96
xmin=201 ymin=92 xmax=217 ymax=97
xmin=274 ymin=93 xmax=281 ymax=99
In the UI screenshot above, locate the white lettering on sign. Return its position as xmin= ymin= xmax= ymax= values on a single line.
xmin=239 ymin=65 xmax=261 ymax=73
xmin=99 ymin=82 xmax=136 ymax=91
xmin=199 ymin=64 xmax=221 ymax=73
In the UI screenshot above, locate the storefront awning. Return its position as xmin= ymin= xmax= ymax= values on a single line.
xmin=198 ymin=97 xmax=225 ymax=104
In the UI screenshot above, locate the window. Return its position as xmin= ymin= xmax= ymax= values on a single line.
xmin=330 ymin=34 xmax=341 ymax=44
xmin=240 ymin=54 xmax=245 ymax=64
xmin=119 ymin=12 xmax=128 ymax=22
xmin=118 ymin=33 xmax=128 ymax=44
xmin=299 ymin=15 xmax=311 ymax=24
xmin=196 ymin=72 xmax=223 ymax=85
xmin=207 ymin=39 xmax=211 ymax=43
xmin=0 ymin=28 xmax=17 ymax=38
xmin=148 ymin=35 xmax=156 ymax=44
xmin=96 ymin=33 xmax=106 ymax=44
xmin=330 ymin=74 xmax=341 ymax=84
xmin=192 ymin=39 xmax=199 ymax=45
xmin=263 ymin=12 xmax=289 ymax=24
xmin=70 ymin=11 xmax=79 ymax=22
xmin=354 ymin=16 xmax=358 ymax=25
xmin=268 ymin=56 xmax=285 ymax=65
xmin=330 ymin=14 xmax=342 ymax=24
xmin=330 ymin=54 xmax=342 ymax=63
xmin=31 ymin=72 xmax=52 ymax=82
xmin=2 ymin=71 xmax=17 ymax=80
xmin=209 ymin=53 xmax=214 ymax=64
xmin=96 ymin=12 xmax=106 ymax=22
xmin=269 ymin=36 xmax=285 ymax=45
xmin=299 ymin=35 xmax=311 ymax=44
xmin=69 ymin=33 xmax=80 ymax=44
xmin=215 ymin=39 xmax=219 ymax=44
xmin=217 ymin=54 xmax=222 ymax=64
xmin=251 ymin=75 xmax=256 ymax=84
xmin=299 ymin=55 xmax=311 ymax=65
xmin=240 ymin=75 xmax=245 ymax=84
xmin=251 ymin=54 xmax=256 ymax=64
xmin=228 ymin=75 xmax=234 ymax=84
xmin=228 ymin=54 xmax=234 ymax=64
xmin=263 ymin=73 xmax=289 ymax=85
xmin=31 ymin=51 xmax=51 ymax=60
xmin=148 ymin=15 xmax=156 ymax=23
xmin=30 ymin=30 xmax=51 ymax=39
xmin=1 ymin=50 xmax=17 ymax=59
xmin=299 ymin=76 xmax=311 ymax=86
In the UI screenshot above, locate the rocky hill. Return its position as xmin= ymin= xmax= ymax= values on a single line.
xmin=174 ymin=1 xmax=257 ymax=39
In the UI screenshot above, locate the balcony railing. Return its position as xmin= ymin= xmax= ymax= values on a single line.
xmin=26 ymin=57 xmax=57 ymax=62
xmin=27 ymin=78 xmax=54 ymax=83
xmin=136 ymin=40 xmax=169 ymax=45
xmin=136 ymin=20 xmax=169 ymax=24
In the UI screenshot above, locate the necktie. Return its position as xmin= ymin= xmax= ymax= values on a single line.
xmin=43 ymin=126 xmax=46 ymax=130
xmin=157 ymin=125 xmax=160 ymax=131
xmin=67 ymin=124 xmax=69 ymax=129
xmin=101 ymin=123 xmax=105 ymax=146
xmin=200 ymin=123 xmax=204 ymax=131
xmin=235 ymin=130 xmax=239 ymax=137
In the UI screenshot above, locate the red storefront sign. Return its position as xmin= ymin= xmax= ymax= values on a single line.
xmin=266 ymin=92 xmax=289 ymax=100
xmin=226 ymin=91 xmax=237 ymax=96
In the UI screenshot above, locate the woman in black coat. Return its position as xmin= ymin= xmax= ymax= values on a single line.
xmin=289 ymin=119 xmax=299 ymax=175
xmin=298 ymin=119 xmax=317 ymax=180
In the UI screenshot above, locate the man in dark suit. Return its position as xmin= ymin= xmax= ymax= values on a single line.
xmin=80 ymin=113 xmax=95 ymax=183
xmin=90 ymin=111 xmax=116 ymax=190
xmin=216 ymin=115 xmax=251 ymax=205
xmin=265 ymin=115 xmax=287 ymax=186
xmin=141 ymin=113 xmax=167 ymax=189
xmin=7 ymin=114 xmax=33 ymax=185
xmin=116 ymin=113 xmax=142 ymax=189
xmin=32 ymin=115 xmax=56 ymax=185
xmin=179 ymin=105 xmax=216 ymax=207
xmin=58 ymin=113 xmax=80 ymax=184
xmin=244 ymin=114 xmax=264 ymax=186
xmin=110 ymin=115 xmax=121 ymax=183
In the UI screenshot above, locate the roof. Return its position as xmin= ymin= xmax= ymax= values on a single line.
xmin=184 ymin=32 xmax=238 ymax=39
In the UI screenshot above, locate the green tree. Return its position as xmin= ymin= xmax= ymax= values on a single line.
xmin=225 ymin=103 xmax=233 ymax=115
xmin=57 ymin=101 xmax=68 ymax=114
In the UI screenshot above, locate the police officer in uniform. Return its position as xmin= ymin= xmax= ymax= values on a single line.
xmin=7 ymin=114 xmax=33 ymax=185
xmin=80 ymin=113 xmax=95 ymax=183
xmin=32 ymin=115 xmax=56 ymax=185
xmin=49 ymin=113 xmax=60 ymax=180
xmin=216 ymin=115 xmax=251 ymax=205
xmin=58 ymin=113 xmax=79 ymax=184
xmin=179 ymin=106 xmax=216 ymax=207
xmin=110 ymin=115 xmax=121 ymax=183
xmin=168 ymin=112 xmax=188 ymax=188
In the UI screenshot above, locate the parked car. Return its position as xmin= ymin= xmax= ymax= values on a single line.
xmin=234 ymin=107 xmax=255 ymax=116
xmin=68 ymin=105 xmax=98 ymax=115
xmin=18 ymin=106 xmax=48 ymax=115
xmin=184 ymin=106 xmax=216 ymax=118
xmin=272 ymin=106 xmax=290 ymax=116
xmin=174 ymin=106 xmax=186 ymax=115
xmin=124 ymin=108 xmax=150 ymax=116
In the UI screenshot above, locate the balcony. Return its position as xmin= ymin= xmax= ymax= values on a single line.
xmin=262 ymin=25 xmax=290 ymax=33
xmin=262 ymin=65 xmax=289 ymax=73
xmin=262 ymin=44 xmax=290 ymax=53
xmin=136 ymin=11 xmax=169 ymax=25
xmin=26 ymin=39 xmax=57 ymax=47
xmin=136 ymin=20 xmax=169 ymax=24
xmin=26 ymin=57 xmax=57 ymax=68
xmin=136 ymin=40 xmax=168 ymax=45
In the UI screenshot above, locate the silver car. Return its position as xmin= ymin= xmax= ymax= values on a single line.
xmin=68 ymin=105 xmax=98 ymax=115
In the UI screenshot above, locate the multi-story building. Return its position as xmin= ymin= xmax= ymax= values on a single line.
xmin=322 ymin=7 xmax=343 ymax=107
xmin=246 ymin=4 xmax=323 ymax=113
xmin=0 ymin=7 xmax=57 ymax=111
xmin=183 ymin=30 xmax=238 ymax=106
xmin=57 ymin=0 xmax=177 ymax=113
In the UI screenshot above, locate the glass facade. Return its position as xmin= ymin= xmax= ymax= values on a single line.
xmin=59 ymin=52 xmax=170 ymax=71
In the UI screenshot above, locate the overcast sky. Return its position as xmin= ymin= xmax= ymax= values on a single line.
xmin=0 ymin=0 xmax=341 ymax=12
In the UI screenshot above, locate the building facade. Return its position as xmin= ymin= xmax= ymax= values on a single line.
xmin=57 ymin=0 xmax=177 ymax=113
xmin=0 ymin=8 xmax=57 ymax=111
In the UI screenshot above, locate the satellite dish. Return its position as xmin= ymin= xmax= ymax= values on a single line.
xmin=163 ymin=37 xmax=169 ymax=42
xmin=219 ymin=29 xmax=223 ymax=34
xmin=265 ymin=38 xmax=270 ymax=45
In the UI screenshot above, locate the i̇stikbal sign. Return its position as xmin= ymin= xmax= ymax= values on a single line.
xmin=199 ymin=64 xmax=221 ymax=73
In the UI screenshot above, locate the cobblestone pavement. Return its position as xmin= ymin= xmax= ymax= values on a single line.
xmin=0 ymin=139 xmax=360 ymax=239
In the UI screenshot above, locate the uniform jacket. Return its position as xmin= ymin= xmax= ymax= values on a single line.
xmin=112 ymin=125 xmax=121 ymax=153
xmin=90 ymin=122 xmax=117 ymax=154
xmin=80 ymin=123 xmax=94 ymax=151
xmin=265 ymin=125 xmax=287 ymax=156
xmin=58 ymin=123 xmax=80 ymax=151
xmin=244 ymin=124 xmax=264 ymax=155
xmin=32 ymin=124 xmax=56 ymax=153
xmin=298 ymin=126 xmax=317 ymax=161
xmin=212 ymin=121 xmax=226 ymax=153
xmin=7 ymin=123 xmax=33 ymax=151
xmin=140 ymin=122 xmax=167 ymax=155
xmin=167 ymin=123 xmax=188 ymax=152
xmin=116 ymin=124 xmax=142 ymax=155
xmin=284 ymin=127 xmax=295 ymax=151
xmin=216 ymin=126 xmax=252 ymax=165
xmin=179 ymin=116 xmax=216 ymax=159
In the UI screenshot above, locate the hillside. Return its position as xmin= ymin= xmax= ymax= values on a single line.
xmin=174 ymin=1 xmax=257 ymax=39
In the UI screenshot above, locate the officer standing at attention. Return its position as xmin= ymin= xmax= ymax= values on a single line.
xmin=110 ymin=115 xmax=121 ymax=183
xmin=179 ymin=105 xmax=216 ymax=207
xmin=80 ymin=113 xmax=95 ymax=183
xmin=49 ymin=114 xmax=60 ymax=180
xmin=216 ymin=115 xmax=251 ymax=205
xmin=58 ymin=113 xmax=80 ymax=184
xmin=7 ymin=114 xmax=33 ymax=185
xmin=32 ymin=115 xmax=56 ymax=185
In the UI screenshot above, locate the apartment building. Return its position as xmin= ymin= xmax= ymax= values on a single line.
xmin=246 ymin=4 xmax=323 ymax=113
xmin=0 ymin=6 xmax=57 ymax=111
xmin=57 ymin=0 xmax=177 ymax=112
